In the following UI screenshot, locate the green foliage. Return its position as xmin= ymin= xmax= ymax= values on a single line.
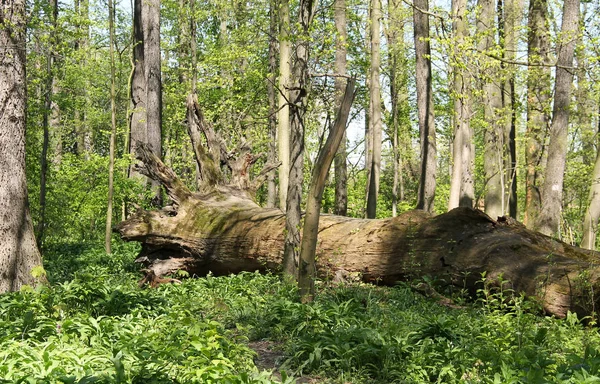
xmin=5 ymin=243 xmax=600 ymax=382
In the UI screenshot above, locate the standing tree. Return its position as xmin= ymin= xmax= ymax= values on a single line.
xmin=144 ymin=0 xmax=162 ymax=204
xmin=477 ymin=0 xmax=504 ymax=219
xmin=37 ymin=0 xmax=59 ymax=247
xmin=298 ymin=79 xmax=355 ymax=300
xmin=366 ymin=0 xmax=382 ymax=219
xmin=582 ymin=124 xmax=600 ymax=249
xmin=499 ymin=0 xmax=521 ymax=218
xmin=278 ymin=0 xmax=291 ymax=211
xmin=129 ymin=0 xmax=147 ymax=181
xmin=535 ymin=0 xmax=579 ymax=236
xmin=448 ymin=0 xmax=474 ymax=209
xmin=266 ymin=0 xmax=278 ymax=208
xmin=129 ymin=0 xmax=162 ymax=204
xmin=413 ymin=0 xmax=436 ymax=213
xmin=333 ymin=0 xmax=348 ymax=217
xmin=105 ymin=0 xmax=118 ymax=253
xmin=282 ymin=0 xmax=316 ymax=279
xmin=0 ymin=0 xmax=44 ymax=291
xmin=524 ymin=0 xmax=551 ymax=227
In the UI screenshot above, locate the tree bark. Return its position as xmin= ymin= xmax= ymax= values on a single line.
xmin=413 ymin=0 xmax=436 ymax=213
xmin=477 ymin=0 xmax=504 ymax=220
xmin=38 ymin=0 xmax=59 ymax=247
xmin=582 ymin=128 xmax=600 ymax=249
xmin=281 ymin=0 xmax=316 ymax=279
xmin=524 ymin=0 xmax=551 ymax=228
xmin=106 ymin=0 xmax=117 ymax=254
xmin=448 ymin=0 xmax=473 ymax=209
xmin=333 ymin=0 xmax=348 ymax=217
xmin=266 ymin=0 xmax=278 ymax=208
xmin=499 ymin=0 xmax=520 ymax=218
xmin=117 ymin=143 xmax=600 ymax=320
xmin=0 ymin=0 xmax=45 ymax=291
xmin=535 ymin=0 xmax=579 ymax=236
xmin=144 ymin=0 xmax=162 ymax=205
xmin=366 ymin=0 xmax=382 ymax=219
xmin=277 ymin=0 xmax=291 ymax=210
xmin=129 ymin=0 xmax=147 ymax=181
xmin=298 ymin=78 xmax=355 ymax=299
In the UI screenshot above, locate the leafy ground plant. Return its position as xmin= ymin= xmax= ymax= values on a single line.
xmin=2 ymin=241 xmax=600 ymax=383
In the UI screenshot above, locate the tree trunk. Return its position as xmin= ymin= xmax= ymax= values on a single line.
xmin=499 ymin=0 xmax=520 ymax=218
xmin=524 ymin=0 xmax=551 ymax=228
xmin=0 ymin=0 xmax=45 ymax=292
xmin=535 ymin=0 xmax=579 ymax=236
xmin=267 ymin=0 xmax=278 ymax=208
xmin=582 ymin=129 xmax=600 ymax=249
xmin=106 ymin=0 xmax=117 ymax=254
xmin=333 ymin=0 xmax=348 ymax=217
xmin=117 ymin=144 xmax=600 ymax=320
xmin=413 ymin=0 xmax=436 ymax=213
xmin=366 ymin=0 xmax=382 ymax=219
xmin=477 ymin=0 xmax=504 ymax=220
xmin=298 ymin=78 xmax=355 ymax=299
xmin=282 ymin=0 xmax=316 ymax=278
xmin=38 ymin=0 xmax=59 ymax=247
xmin=144 ymin=0 xmax=162 ymax=205
xmin=277 ymin=0 xmax=291 ymax=210
xmin=129 ymin=0 xmax=147 ymax=181
xmin=448 ymin=0 xmax=473 ymax=209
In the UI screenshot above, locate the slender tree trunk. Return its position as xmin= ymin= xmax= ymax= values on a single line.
xmin=499 ymin=0 xmax=521 ymax=218
xmin=582 ymin=104 xmax=600 ymax=250
xmin=37 ymin=0 xmax=59 ymax=247
xmin=106 ymin=0 xmax=117 ymax=254
xmin=129 ymin=0 xmax=147 ymax=181
xmin=278 ymin=0 xmax=291 ymax=210
xmin=524 ymin=0 xmax=551 ymax=227
xmin=144 ymin=0 xmax=162 ymax=205
xmin=413 ymin=0 xmax=436 ymax=213
xmin=477 ymin=0 xmax=504 ymax=219
xmin=267 ymin=0 xmax=278 ymax=208
xmin=299 ymin=79 xmax=355 ymax=300
xmin=333 ymin=0 xmax=348 ymax=217
xmin=389 ymin=2 xmax=400 ymax=218
xmin=535 ymin=0 xmax=579 ymax=236
xmin=282 ymin=0 xmax=316 ymax=279
xmin=0 ymin=0 xmax=45 ymax=291
xmin=448 ymin=0 xmax=473 ymax=209
xmin=366 ymin=0 xmax=382 ymax=219
xmin=75 ymin=0 xmax=91 ymax=158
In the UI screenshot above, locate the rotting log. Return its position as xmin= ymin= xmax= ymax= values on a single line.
xmin=118 ymin=102 xmax=600 ymax=319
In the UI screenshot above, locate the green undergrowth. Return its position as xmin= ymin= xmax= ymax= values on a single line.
xmin=2 ymin=242 xmax=600 ymax=383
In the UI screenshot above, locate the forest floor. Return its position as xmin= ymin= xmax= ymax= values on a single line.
xmin=1 ymin=239 xmax=600 ymax=383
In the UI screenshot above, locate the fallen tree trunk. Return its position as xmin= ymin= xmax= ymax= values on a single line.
xmin=118 ymin=148 xmax=600 ymax=320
